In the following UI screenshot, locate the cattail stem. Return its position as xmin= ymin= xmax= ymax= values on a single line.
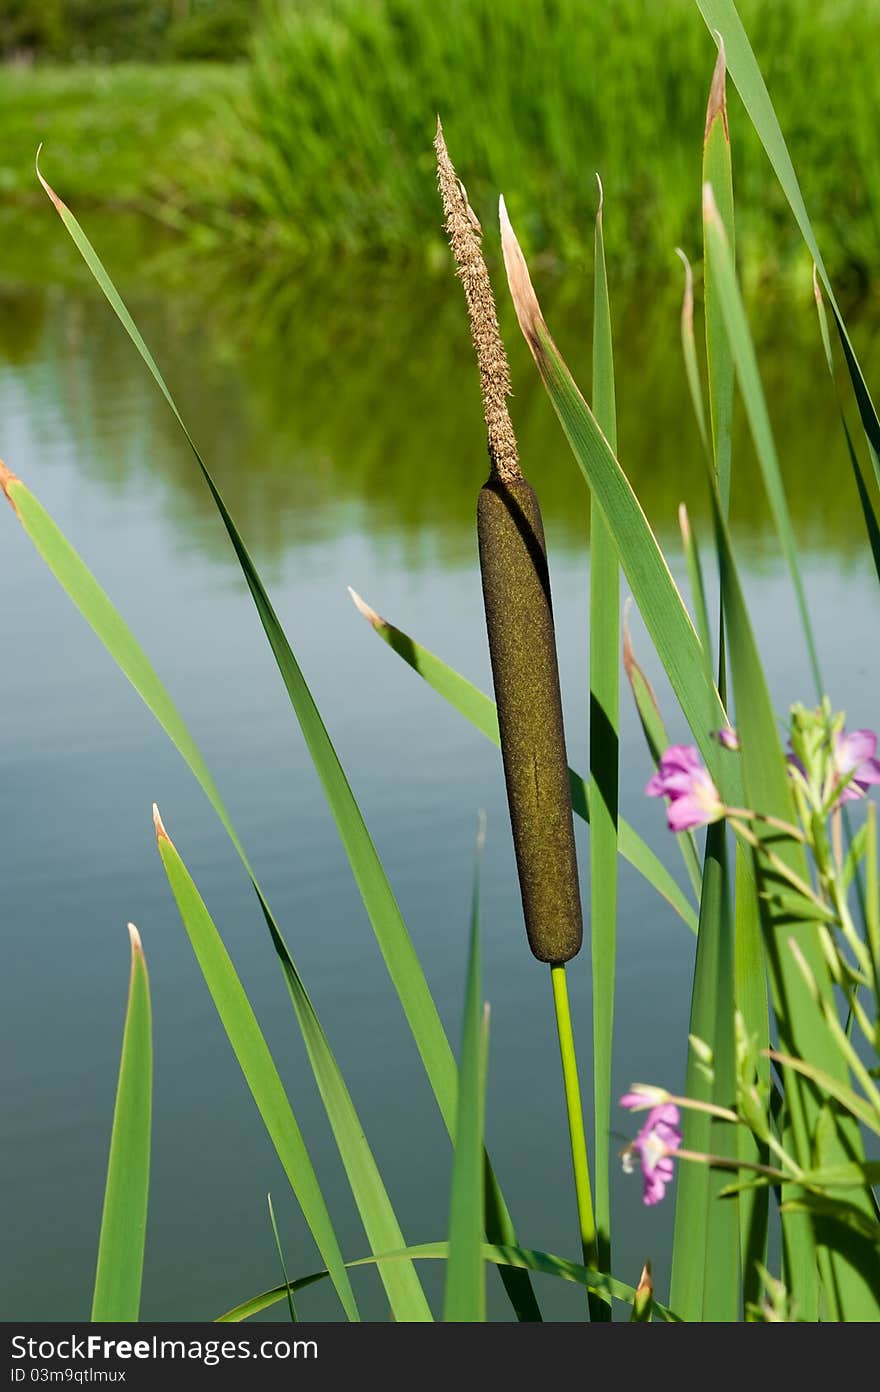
xmin=550 ymin=964 xmax=600 ymax=1318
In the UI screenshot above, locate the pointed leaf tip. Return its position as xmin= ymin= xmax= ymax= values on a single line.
xmin=705 ymin=36 xmax=729 ymax=142
xmin=152 ymin=803 xmax=169 ymax=842
xmin=347 ymin=586 xmax=383 ymax=628
xmin=595 ymin=172 xmax=604 ymax=218
xmin=0 ymin=457 xmax=20 ymax=496
xmin=127 ymin=923 xmax=144 ymax=956
xmin=35 ymin=145 xmax=66 ymax=214
xmin=499 ymin=196 xmax=547 ymax=360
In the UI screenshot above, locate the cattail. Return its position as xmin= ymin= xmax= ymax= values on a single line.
xmin=435 ymin=120 xmax=582 ymax=964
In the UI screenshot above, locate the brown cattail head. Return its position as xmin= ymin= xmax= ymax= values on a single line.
xmin=434 ymin=119 xmax=521 ymax=485
xmin=436 ymin=126 xmax=582 ymax=965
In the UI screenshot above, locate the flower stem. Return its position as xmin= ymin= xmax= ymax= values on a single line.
xmin=724 ymin=807 xmax=806 ymax=842
xmin=550 ymin=963 xmax=600 ymax=1318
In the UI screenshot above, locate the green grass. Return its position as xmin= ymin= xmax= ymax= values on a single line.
xmin=5 ymin=0 xmax=880 ymax=283
xmin=0 ymin=63 xmax=244 ymax=210
xmin=240 ymin=0 xmax=880 ymax=283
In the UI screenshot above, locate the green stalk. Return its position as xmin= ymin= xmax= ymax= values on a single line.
xmin=589 ymin=182 xmax=618 ymax=1312
xmin=550 ymin=964 xmax=599 ymax=1320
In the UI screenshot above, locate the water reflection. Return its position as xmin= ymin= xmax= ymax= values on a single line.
xmin=1 ymin=231 xmax=878 ymax=1323
xmin=1 ymin=252 xmax=876 ymax=573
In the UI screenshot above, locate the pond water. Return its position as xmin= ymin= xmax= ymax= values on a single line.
xmin=1 ymin=226 xmax=878 ymax=1321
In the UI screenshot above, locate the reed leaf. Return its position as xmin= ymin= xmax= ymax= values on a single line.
xmin=702 ymin=185 xmax=821 ymax=694
xmin=621 ymin=603 xmax=702 ymax=898
xmin=678 ymin=504 xmax=714 ymax=692
xmin=444 ymin=827 xmax=489 ymax=1322
xmin=702 ymin=37 xmax=735 ymax=516
xmin=161 ymin=810 xmax=433 ymax=1320
xmin=267 ymin=1193 xmax=299 ymax=1323
xmin=217 ymin=1243 xmax=683 ymax=1324
xmin=733 ymin=841 xmax=770 ymax=1308
xmin=811 ymin=271 xmax=880 ymax=587
xmin=154 ymin=807 xmax=359 ymax=1321
xmin=711 ymin=487 xmax=880 ymax=1318
xmin=669 ymin=822 xmax=737 ymax=1321
xmin=675 ymin=250 xmax=709 ymax=457
xmin=498 ymin=199 xmax=732 ymax=786
xmin=589 ymin=181 xmax=619 ymax=1300
xmin=693 ymin=0 xmax=880 ymax=489
xmin=349 ymin=589 xmax=698 ymax=932
xmin=91 ymin=925 xmax=151 ymax=1323
xmin=0 ymin=462 xmax=430 ymax=1319
xmin=30 ymin=179 xmax=540 ymax=1320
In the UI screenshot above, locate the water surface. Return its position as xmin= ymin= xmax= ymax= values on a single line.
xmin=1 ymin=237 xmax=877 ymax=1321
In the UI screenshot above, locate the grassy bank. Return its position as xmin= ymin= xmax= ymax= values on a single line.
xmin=4 ymin=0 xmax=880 ymax=285
xmin=241 ymin=0 xmax=880 ymax=283
xmin=0 ymin=63 xmax=243 ymax=214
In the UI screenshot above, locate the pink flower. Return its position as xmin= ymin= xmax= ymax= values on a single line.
xmin=833 ymin=728 xmax=880 ymax=805
xmin=620 ymin=1098 xmax=682 ymax=1206
xmin=645 ymin=745 xmax=724 ymax=831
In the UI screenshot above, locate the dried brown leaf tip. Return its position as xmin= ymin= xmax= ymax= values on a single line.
xmin=0 ymin=458 xmax=22 ymax=516
xmin=434 ymin=119 xmax=521 ymax=484
xmin=127 ymin=922 xmax=145 ymax=957
xmin=35 ymin=145 xmax=67 ymax=214
xmin=705 ymin=36 xmax=729 ymax=143
xmin=152 ymin=802 xmax=170 ymax=843
xmin=498 ymin=194 xmax=554 ymax=371
xmin=622 ymin=598 xmax=662 ymax=714
xmin=347 ymin=585 xmax=384 ymax=630
xmin=0 ymin=457 xmax=20 ymax=495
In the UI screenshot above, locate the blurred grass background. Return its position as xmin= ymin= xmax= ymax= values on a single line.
xmin=2 ymin=0 xmax=880 ymax=284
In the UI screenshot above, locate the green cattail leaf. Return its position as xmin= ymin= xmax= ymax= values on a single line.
xmin=702 ymin=185 xmax=822 ymax=696
xmin=162 ymin=810 xmax=432 ymax=1321
xmin=91 ymin=926 xmax=151 ymax=1323
xmin=675 ymin=249 xmax=709 ymax=456
xmin=621 ymin=603 xmax=702 ymax=898
xmin=678 ymin=503 xmax=715 ymax=696
xmin=692 ymin=0 xmax=880 ymax=490
xmin=702 ymin=39 xmax=735 ymax=514
xmin=811 ymin=272 xmax=880 ymax=587
xmin=350 ymin=589 xmax=698 ymax=933
xmin=499 ymin=199 xmax=732 ymax=786
xmin=217 ymin=1242 xmax=683 ymax=1324
xmin=0 ymin=465 xmax=427 ymax=1320
xmin=670 ymin=821 xmax=737 ymax=1321
xmin=267 ymin=1194 xmax=299 ymax=1323
xmin=589 ymin=187 xmax=619 ymax=1296
xmin=444 ymin=826 xmax=489 ymax=1322
xmin=734 ymin=841 xmax=770 ymax=1310
xmin=711 ymin=479 xmax=880 ymax=1318
xmin=155 ymin=810 xmax=360 ymax=1321
xmin=29 ymin=175 xmax=541 ymax=1321
xmin=867 ymin=804 xmax=879 ymax=993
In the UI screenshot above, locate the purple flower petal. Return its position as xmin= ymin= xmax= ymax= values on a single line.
xmin=620 ymin=1093 xmax=646 ymax=1112
xmin=836 ymin=729 xmax=877 ymax=773
xmin=832 ymin=727 xmax=880 ymax=806
xmin=856 ymin=758 xmax=880 ymax=788
xmin=666 ymin=794 xmax=711 ymax=832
